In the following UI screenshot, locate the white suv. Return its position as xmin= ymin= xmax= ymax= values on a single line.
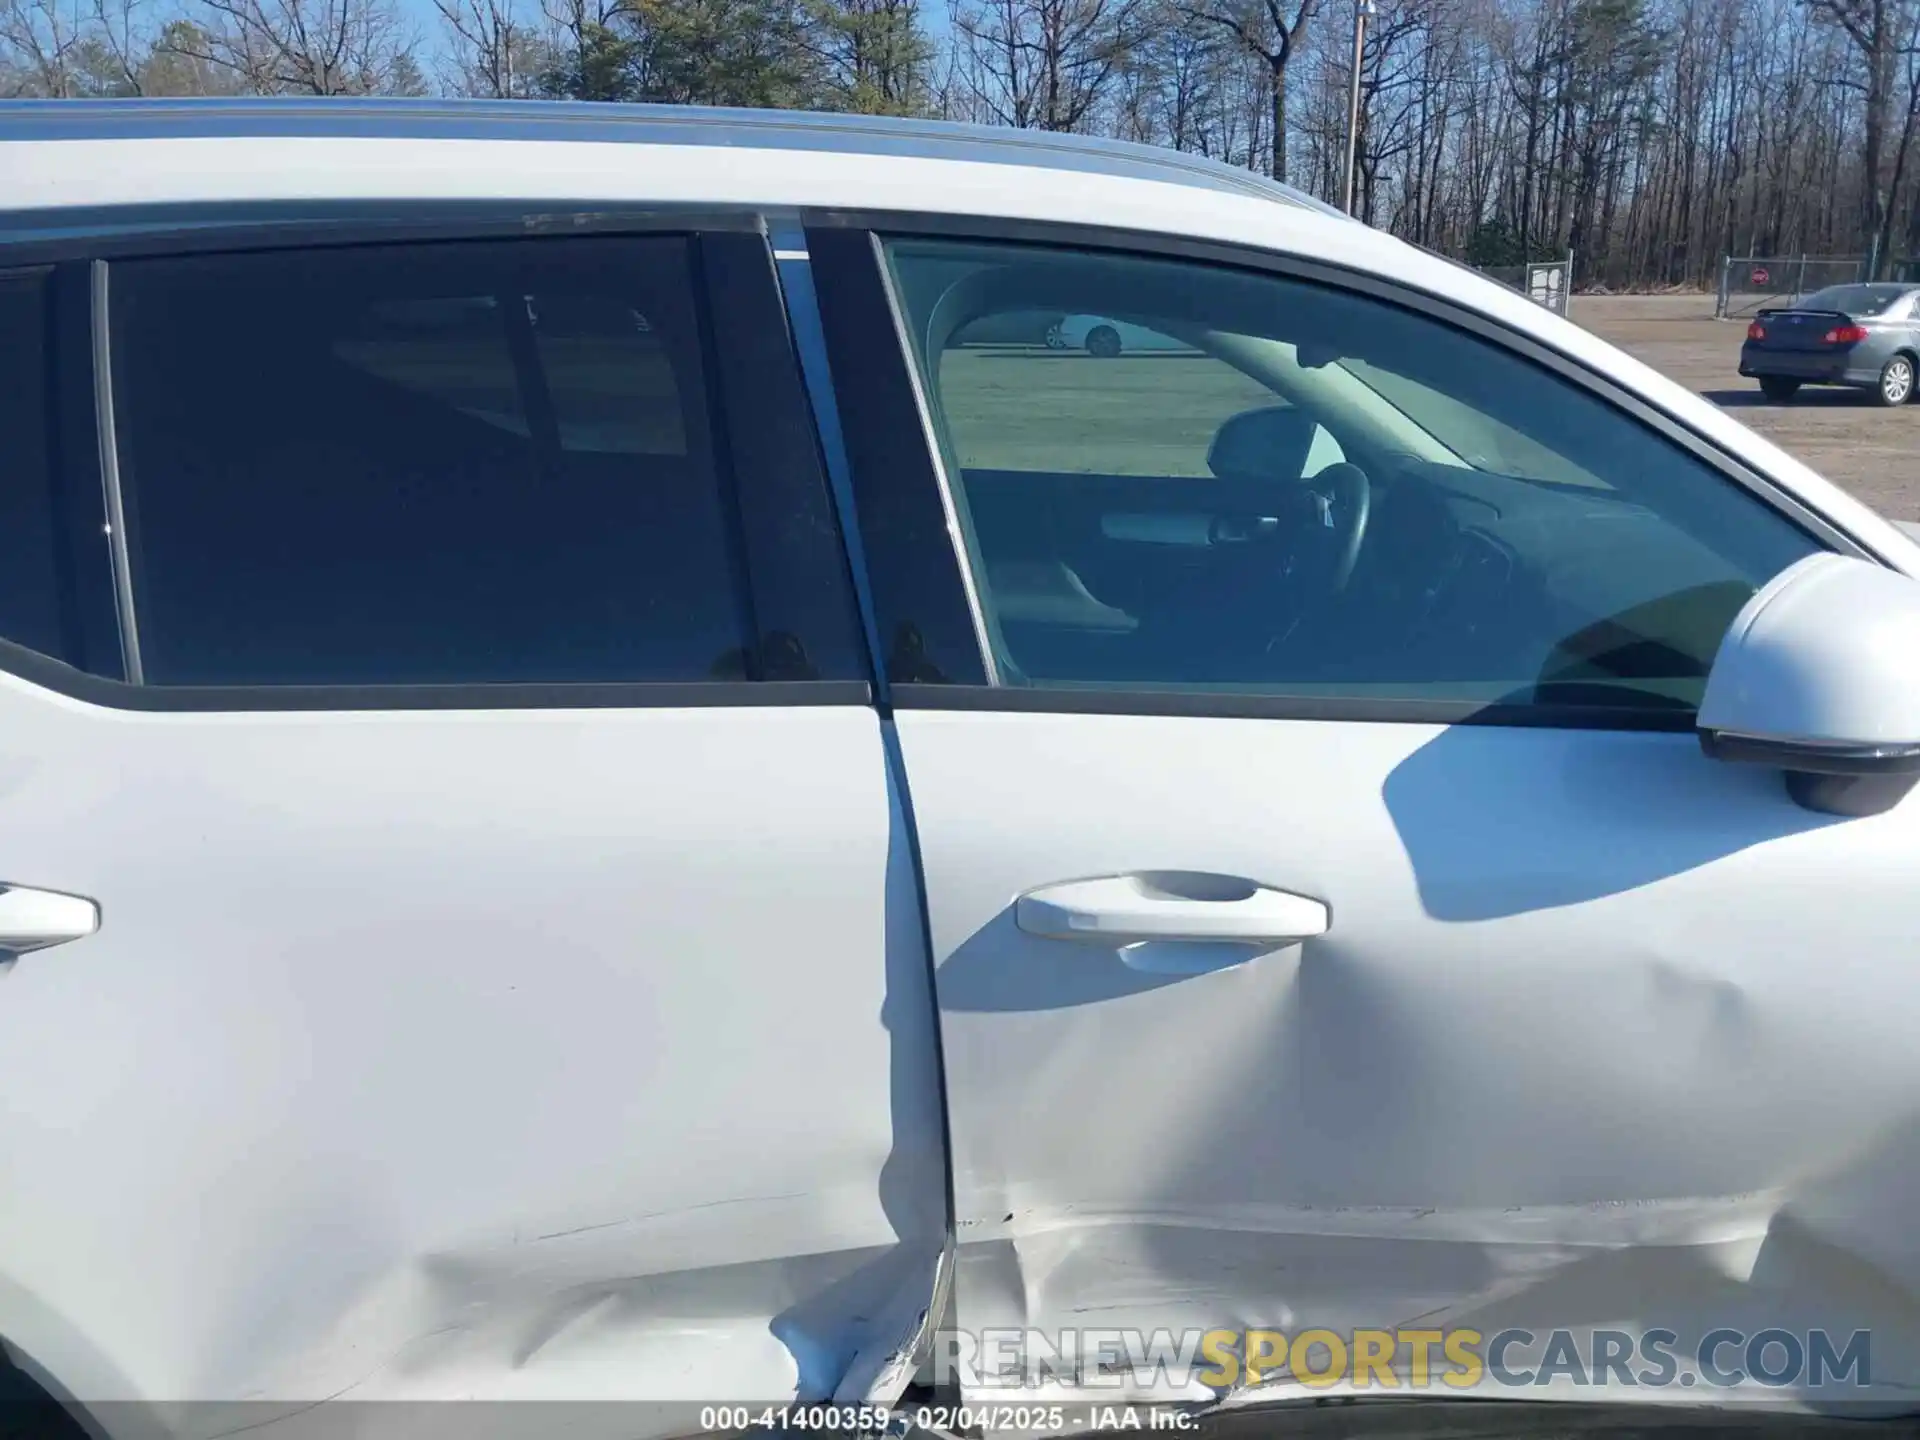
xmin=0 ymin=98 xmax=1919 ymax=1440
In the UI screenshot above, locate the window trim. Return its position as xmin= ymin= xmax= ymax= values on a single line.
xmin=892 ymin=683 xmax=1697 ymax=732
xmin=871 ymin=232 xmax=1003 ymax=685
xmin=804 ymin=225 xmax=990 ymax=689
xmin=808 ymin=212 xmax=1861 ymax=728
xmin=694 ymin=228 xmax=875 ymax=686
xmin=0 ymin=207 xmax=873 ymax=711
xmin=0 ymin=203 xmax=765 ymax=267
xmin=89 ymin=259 xmax=143 ymax=683
xmin=0 ymin=632 xmax=869 ymax=711
xmin=47 ymin=261 xmax=123 ymax=678
xmin=767 ymin=218 xmax=892 ymax=702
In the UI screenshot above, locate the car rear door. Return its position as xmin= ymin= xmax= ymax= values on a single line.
xmin=0 ymin=221 xmax=946 ymax=1436
xmin=806 ymin=219 xmax=1920 ymax=1409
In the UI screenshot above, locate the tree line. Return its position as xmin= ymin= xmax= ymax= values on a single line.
xmin=5 ymin=0 xmax=1917 ymax=288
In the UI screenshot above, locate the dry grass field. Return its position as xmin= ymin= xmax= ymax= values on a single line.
xmin=1572 ymin=292 xmax=1920 ymax=520
xmin=938 ymin=293 xmax=1919 ymax=523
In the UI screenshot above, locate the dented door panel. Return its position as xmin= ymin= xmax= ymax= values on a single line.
xmin=900 ymin=709 xmax=1920 ymax=1406
xmin=0 ymin=695 xmax=949 ymax=1440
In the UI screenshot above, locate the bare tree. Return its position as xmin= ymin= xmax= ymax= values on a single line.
xmin=0 ymin=0 xmax=99 ymax=94
xmin=1801 ymin=0 xmax=1920 ymax=272
xmin=437 ymin=0 xmax=543 ymax=95
xmin=1180 ymin=0 xmax=1316 ymax=179
xmin=950 ymin=0 xmax=1142 ymax=129
xmin=85 ymin=0 xmax=154 ymax=89
xmin=531 ymin=0 xmax=634 ymax=98
xmin=161 ymin=0 xmax=419 ymax=93
xmin=17 ymin=0 xmax=1920 ymax=291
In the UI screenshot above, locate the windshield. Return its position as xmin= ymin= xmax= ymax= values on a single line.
xmin=1800 ymin=283 xmax=1913 ymax=316
xmin=1336 ymin=357 xmax=1608 ymax=488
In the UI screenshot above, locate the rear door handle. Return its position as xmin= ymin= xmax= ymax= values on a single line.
xmin=0 ymin=885 xmax=99 ymax=959
xmin=1016 ymin=872 xmax=1329 ymax=946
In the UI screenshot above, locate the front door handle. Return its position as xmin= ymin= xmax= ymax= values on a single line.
xmin=0 ymin=885 xmax=99 ymax=959
xmin=1016 ymin=872 xmax=1329 ymax=946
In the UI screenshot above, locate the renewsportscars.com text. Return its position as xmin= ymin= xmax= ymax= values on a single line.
xmin=931 ymin=1326 xmax=1872 ymax=1392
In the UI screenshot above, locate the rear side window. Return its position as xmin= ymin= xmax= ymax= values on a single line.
xmin=336 ymin=293 xmax=686 ymax=456
xmin=1801 ymin=284 xmax=1913 ymax=316
xmin=0 ymin=271 xmax=78 ymax=666
xmin=111 ymin=238 xmax=753 ymax=687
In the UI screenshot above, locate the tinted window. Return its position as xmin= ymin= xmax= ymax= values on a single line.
xmin=1801 ymin=284 xmax=1914 ymax=316
xmin=885 ymin=238 xmax=1821 ymax=711
xmin=903 ymin=289 xmax=1344 ymax=483
xmin=336 ymin=293 xmax=687 ymax=456
xmin=0 ymin=271 xmax=75 ymax=664
xmin=112 ymin=238 xmax=751 ymax=686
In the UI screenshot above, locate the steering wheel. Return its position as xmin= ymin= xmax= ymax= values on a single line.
xmin=1311 ymin=462 xmax=1372 ymax=592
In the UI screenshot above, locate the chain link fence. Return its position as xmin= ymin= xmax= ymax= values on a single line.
xmin=1477 ymin=253 xmax=1575 ymax=316
xmin=1716 ymin=256 xmax=1868 ymax=319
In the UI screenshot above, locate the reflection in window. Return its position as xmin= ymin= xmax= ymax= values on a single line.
xmin=113 ymin=237 xmax=748 ymax=686
xmin=885 ymin=237 xmax=1821 ymax=711
xmin=337 ymin=292 xmax=685 ymax=456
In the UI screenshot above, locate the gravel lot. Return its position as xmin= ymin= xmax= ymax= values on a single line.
xmin=1571 ymin=292 xmax=1920 ymax=521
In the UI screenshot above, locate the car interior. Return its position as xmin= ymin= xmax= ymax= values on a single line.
xmin=890 ymin=242 xmax=1820 ymax=710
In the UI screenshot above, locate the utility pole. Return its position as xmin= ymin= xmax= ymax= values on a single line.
xmin=1342 ymin=0 xmax=1376 ymax=215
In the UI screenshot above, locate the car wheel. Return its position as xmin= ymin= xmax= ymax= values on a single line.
xmin=1086 ymin=325 xmax=1122 ymax=359
xmin=1044 ymin=325 xmax=1066 ymax=350
xmin=1877 ymin=354 xmax=1917 ymax=406
xmin=1759 ymin=376 xmax=1800 ymax=403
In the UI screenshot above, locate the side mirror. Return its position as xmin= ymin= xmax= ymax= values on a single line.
xmin=1698 ymin=552 xmax=1920 ymax=816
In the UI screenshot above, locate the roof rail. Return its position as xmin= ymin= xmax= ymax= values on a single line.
xmin=0 ymin=98 xmax=1351 ymax=219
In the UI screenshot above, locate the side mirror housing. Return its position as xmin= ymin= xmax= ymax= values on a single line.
xmin=1698 ymin=552 xmax=1920 ymax=816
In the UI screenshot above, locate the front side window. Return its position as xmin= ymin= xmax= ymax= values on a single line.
xmin=885 ymin=238 xmax=1822 ymax=711
xmin=112 ymin=237 xmax=749 ymax=686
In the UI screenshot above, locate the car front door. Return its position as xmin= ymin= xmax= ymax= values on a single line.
xmin=808 ymin=223 xmax=1920 ymax=1409
xmin=0 ymin=226 xmax=945 ymax=1438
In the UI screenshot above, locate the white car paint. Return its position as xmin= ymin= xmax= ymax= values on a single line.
xmin=1053 ymin=316 xmax=1194 ymax=354
xmin=903 ymin=704 xmax=1920 ymax=1409
xmin=2 ymin=100 xmax=1920 ymax=1438
xmin=1700 ymin=551 xmax=1920 ymax=748
xmin=0 ymin=681 xmax=945 ymax=1435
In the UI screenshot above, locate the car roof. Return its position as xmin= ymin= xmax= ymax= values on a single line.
xmin=0 ymin=98 xmax=1348 ymax=218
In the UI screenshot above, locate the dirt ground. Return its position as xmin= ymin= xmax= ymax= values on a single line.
xmin=1570 ymin=292 xmax=1920 ymax=520
xmin=936 ymin=292 xmax=1918 ymax=522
